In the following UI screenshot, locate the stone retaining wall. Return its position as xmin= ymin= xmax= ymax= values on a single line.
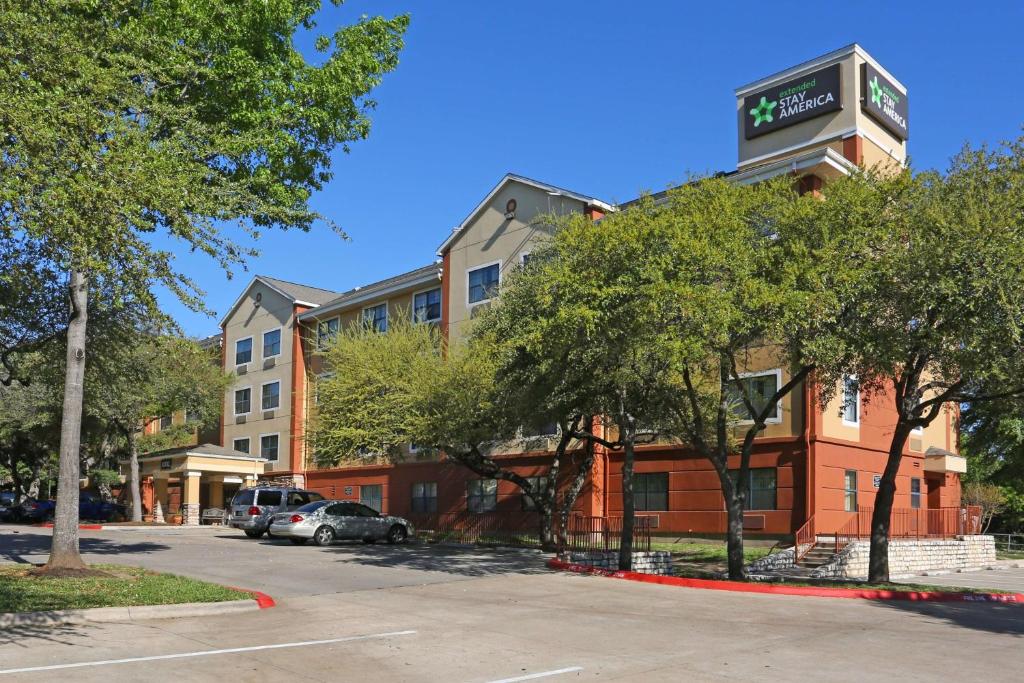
xmin=746 ymin=547 xmax=795 ymax=573
xmin=813 ymin=535 xmax=996 ymax=580
xmin=559 ymin=551 xmax=673 ymax=575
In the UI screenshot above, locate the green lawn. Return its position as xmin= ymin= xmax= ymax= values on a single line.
xmin=0 ymin=564 xmax=250 ymax=614
xmin=649 ymin=541 xmax=772 ymax=564
xmin=997 ymin=550 xmax=1024 ymax=561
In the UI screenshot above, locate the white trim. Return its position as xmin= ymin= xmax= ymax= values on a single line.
xmin=135 ymin=451 xmax=267 ymax=463
xmin=736 ymin=137 xmax=858 ymax=173
xmin=233 ymin=385 xmax=253 ymax=417
xmin=259 ymin=432 xmax=281 ymax=462
xmin=466 ymin=260 xmax=502 ymax=308
xmin=361 ymin=302 xmax=389 ymax=332
xmin=857 ymin=127 xmax=907 ymax=166
xmin=841 ymin=374 xmax=861 ymax=427
xmin=232 ymin=437 xmax=251 ymax=455
xmin=260 ymin=379 xmax=281 ymax=411
xmin=217 ymin=275 xmax=327 ymax=327
xmin=734 ymin=44 xmax=907 ymax=97
xmin=233 ymin=336 xmax=254 ymax=368
xmin=261 ymin=327 xmax=283 ymax=360
xmin=437 ymin=173 xmax=614 ymax=255
xmin=298 ymin=268 xmax=439 ymax=322
xmin=519 ymin=251 xmax=532 ymax=265
xmin=733 ymin=368 xmax=784 ymax=425
xmin=411 ymin=285 xmax=442 ymax=324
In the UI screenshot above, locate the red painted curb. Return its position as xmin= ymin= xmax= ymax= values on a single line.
xmin=547 ymin=559 xmax=1024 ymax=604
xmin=34 ymin=523 xmax=103 ymax=530
xmin=228 ymin=587 xmax=276 ymax=609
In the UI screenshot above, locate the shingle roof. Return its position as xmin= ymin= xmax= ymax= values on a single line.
xmin=258 ymin=276 xmax=340 ymax=306
xmin=298 ymin=264 xmax=440 ymax=321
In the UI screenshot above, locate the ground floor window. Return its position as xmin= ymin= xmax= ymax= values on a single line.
xmin=910 ymin=478 xmax=922 ymax=509
xmin=411 ymin=482 xmax=437 ymax=513
xmin=729 ymin=467 xmax=777 ymax=510
xmin=360 ymin=484 xmax=383 ymax=513
xmin=521 ymin=476 xmax=549 ymax=511
xmin=844 ymin=470 xmax=858 ymax=512
xmin=467 ymin=479 xmax=497 ymax=513
xmin=634 ymin=472 xmax=668 ymax=511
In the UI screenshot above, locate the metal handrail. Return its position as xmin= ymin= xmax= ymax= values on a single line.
xmin=793 ymin=515 xmax=816 ymax=563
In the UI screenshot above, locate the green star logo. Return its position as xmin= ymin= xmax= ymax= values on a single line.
xmin=749 ymin=96 xmax=777 ymax=127
xmin=869 ymin=76 xmax=883 ymax=106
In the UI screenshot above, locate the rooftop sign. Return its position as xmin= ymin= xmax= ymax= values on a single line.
xmin=743 ymin=64 xmax=842 ymax=140
xmin=861 ymin=63 xmax=909 ymax=140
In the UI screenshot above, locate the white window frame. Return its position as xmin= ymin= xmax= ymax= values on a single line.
xmin=519 ymin=251 xmax=531 ymax=266
xmin=262 ymin=327 xmax=283 ymax=360
xmin=466 ymin=260 xmax=502 ymax=308
xmin=841 ymin=374 xmax=861 ymax=427
xmin=733 ymin=368 xmax=784 ymax=425
xmin=233 ymin=385 xmax=252 ymax=417
xmin=361 ymin=303 xmax=388 ymax=332
xmin=411 ymin=286 xmax=442 ymax=324
xmin=316 ymin=317 xmax=340 ymax=350
xmin=232 ymin=437 xmax=251 ymax=454
xmin=260 ymin=380 xmax=281 ymax=411
xmin=259 ymin=432 xmax=280 ymax=462
xmin=234 ymin=335 xmax=254 ymax=368
xmin=314 ymin=371 xmax=334 ymax=405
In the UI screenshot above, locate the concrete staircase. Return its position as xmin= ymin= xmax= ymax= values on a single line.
xmin=798 ymin=544 xmax=838 ymax=569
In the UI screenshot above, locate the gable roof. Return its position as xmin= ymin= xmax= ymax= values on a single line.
xmin=297 ymin=263 xmax=441 ymax=322
xmin=218 ymin=275 xmax=341 ymax=327
xmin=436 ymin=173 xmax=616 ymax=256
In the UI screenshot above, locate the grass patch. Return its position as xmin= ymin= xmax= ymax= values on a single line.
xmin=649 ymin=541 xmax=771 ymax=564
xmin=668 ymin=565 xmax=1010 ymax=593
xmin=997 ymin=550 xmax=1024 ymax=561
xmin=0 ymin=563 xmax=250 ymax=614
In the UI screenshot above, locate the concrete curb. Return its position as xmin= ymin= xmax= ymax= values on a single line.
xmin=0 ymin=588 xmax=276 ymax=627
xmin=547 ymin=559 xmax=1024 ymax=603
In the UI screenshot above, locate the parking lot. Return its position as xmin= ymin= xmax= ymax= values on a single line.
xmin=1 ymin=524 xmax=1022 ymax=682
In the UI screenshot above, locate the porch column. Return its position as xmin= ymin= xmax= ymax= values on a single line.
xmin=209 ymin=479 xmax=224 ymax=510
xmin=182 ymin=471 xmax=202 ymax=526
xmin=141 ymin=476 xmax=154 ymax=518
xmin=153 ymin=477 xmax=169 ymax=523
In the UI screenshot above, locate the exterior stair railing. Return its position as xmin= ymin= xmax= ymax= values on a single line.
xmin=793 ymin=515 xmax=816 ymax=563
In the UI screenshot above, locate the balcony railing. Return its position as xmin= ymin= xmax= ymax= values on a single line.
xmin=834 ymin=505 xmax=983 ymax=553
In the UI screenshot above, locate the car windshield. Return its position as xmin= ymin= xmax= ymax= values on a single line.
xmin=296 ymin=501 xmax=330 ymax=513
xmin=232 ymin=490 xmax=255 ymax=506
xmin=256 ymin=490 xmax=282 ymax=506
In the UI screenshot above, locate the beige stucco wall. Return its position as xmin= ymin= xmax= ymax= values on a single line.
xmin=445 ymin=180 xmax=587 ymax=341
xmin=222 ymin=283 xmax=297 ymax=471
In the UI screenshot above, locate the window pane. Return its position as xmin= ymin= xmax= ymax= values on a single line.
xmin=843 ymin=376 xmax=859 ymax=423
xmin=844 ymin=470 xmax=857 ymax=512
xmin=261 ymin=434 xmax=279 ymax=461
xmin=233 ymin=438 xmax=250 ymax=454
xmin=362 ymin=304 xmax=388 ymax=332
xmin=263 ymin=329 xmax=281 ymax=357
xmin=256 ymin=490 xmax=281 ymax=506
xmin=234 ymin=388 xmax=251 ymax=415
xmin=318 ymin=318 xmax=339 ymax=348
xmin=468 ymin=264 xmax=499 ymax=304
xmin=414 ymin=288 xmax=442 ymax=323
xmin=749 ymin=468 xmax=776 ymax=510
xmin=635 ymin=473 xmax=668 ymax=511
xmin=262 ymin=382 xmax=280 ymax=410
xmin=467 ymin=478 xmax=497 ymax=513
xmin=746 ymin=374 xmax=779 ymax=419
xmin=235 ymin=338 xmax=252 ymax=365
xmin=910 ymin=478 xmax=921 ymax=509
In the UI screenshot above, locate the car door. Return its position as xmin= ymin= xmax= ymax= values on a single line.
xmin=323 ymin=503 xmax=362 ymax=539
xmin=353 ymin=503 xmax=388 ymax=538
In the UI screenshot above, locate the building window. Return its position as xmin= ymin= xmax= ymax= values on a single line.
xmin=634 ymin=472 xmax=668 ymax=511
xmin=413 ymin=288 xmax=442 ymax=323
xmin=520 ymin=252 xmax=531 ymax=266
xmin=467 ymin=263 xmax=500 ymax=305
xmin=233 ymin=437 xmax=250 ymax=454
xmin=729 ymin=468 xmax=777 ymax=510
xmin=261 ymin=381 xmax=280 ymax=411
xmin=411 ymin=482 xmax=437 ymax=513
xmin=842 ymin=375 xmax=860 ymax=425
xmin=844 ymin=470 xmax=858 ymax=512
xmin=260 ymin=433 xmax=279 ymax=461
xmin=467 ymin=478 xmax=497 ymax=513
xmin=159 ymin=415 xmax=172 ymax=430
xmin=521 ymin=422 xmax=558 ymax=439
xmin=521 ymin=476 xmax=549 ymax=511
xmin=185 ymin=409 xmax=200 ymax=424
xmin=234 ymin=387 xmax=251 ymax=416
xmin=362 ymin=303 xmax=388 ymax=332
xmin=263 ymin=328 xmax=281 ymax=358
xmin=317 ymin=318 xmax=339 ymax=349
xmin=360 ymin=484 xmax=383 ymax=513
xmin=910 ymin=478 xmax=922 ymax=509
xmin=731 ymin=370 xmax=781 ymax=422
xmin=235 ymin=337 xmax=253 ymax=365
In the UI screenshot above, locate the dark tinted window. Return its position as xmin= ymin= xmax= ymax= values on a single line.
xmin=287 ymin=492 xmax=308 ymax=506
xmin=308 ymin=492 xmax=325 ymax=502
xmin=296 ymin=501 xmax=330 ymax=513
xmin=353 ymin=504 xmax=378 ymax=517
xmin=256 ymin=490 xmax=282 ymax=506
xmin=232 ymin=490 xmax=255 ymax=506
xmin=325 ymin=503 xmax=357 ymax=516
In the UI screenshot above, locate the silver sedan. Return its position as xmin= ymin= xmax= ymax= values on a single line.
xmin=269 ymin=500 xmax=414 ymax=546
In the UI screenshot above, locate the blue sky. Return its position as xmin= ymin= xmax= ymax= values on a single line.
xmin=163 ymin=0 xmax=1024 ymax=336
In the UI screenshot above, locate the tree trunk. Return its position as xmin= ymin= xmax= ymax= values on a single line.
xmin=128 ymin=429 xmax=142 ymax=522
xmin=725 ymin=495 xmax=746 ymax=580
xmin=868 ymin=425 xmax=912 ymax=583
xmin=617 ymin=421 xmax=636 ymax=571
xmin=46 ymin=269 xmax=88 ymax=571
xmin=559 ymin=439 xmax=597 ymax=546
xmin=538 ymin=508 xmax=555 ymax=550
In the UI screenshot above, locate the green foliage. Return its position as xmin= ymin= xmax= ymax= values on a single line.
xmin=89 ymin=469 xmax=122 ymax=487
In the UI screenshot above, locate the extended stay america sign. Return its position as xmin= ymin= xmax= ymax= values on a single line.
xmin=861 ymin=62 xmax=909 ymax=140
xmin=743 ymin=64 xmax=842 ymax=139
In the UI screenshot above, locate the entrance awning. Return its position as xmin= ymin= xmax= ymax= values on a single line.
xmin=122 ymin=443 xmax=267 ymax=480
xmin=924 ymin=446 xmax=967 ymax=474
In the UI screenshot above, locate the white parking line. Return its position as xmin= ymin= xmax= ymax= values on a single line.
xmin=485 ymin=666 xmax=584 ymax=683
xmin=0 ymin=630 xmax=417 ymax=675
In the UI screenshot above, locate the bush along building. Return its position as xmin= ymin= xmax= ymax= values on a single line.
xmin=209 ymin=45 xmax=972 ymax=564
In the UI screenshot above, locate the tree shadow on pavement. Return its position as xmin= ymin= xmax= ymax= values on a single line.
xmin=323 ymin=542 xmax=552 ymax=577
xmin=0 ymin=529 xmax=170 ymax=564
xmin=876 ymin=599 xmax=1024 ymax=636
xmin=0 ymin=618 xmax=98 ymax=649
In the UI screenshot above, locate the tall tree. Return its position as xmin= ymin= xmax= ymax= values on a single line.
xmin=0 ymin=1 xmax=407 ymax=570
xmin=808 ymin=139 xmax=1024 ymax=582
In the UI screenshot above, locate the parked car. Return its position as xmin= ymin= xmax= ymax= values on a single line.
xmin=0 ymin=492 xmax=17 ymax=522
xmin=10 ymin=493 xmax=125 ymax=523
xmin=14 ymin=497 xmax=55 ymax=522
xmin=228 ymin=487 xmax=326 ymax=538
xmin=269 ymin=500 xmax=413 ymax=546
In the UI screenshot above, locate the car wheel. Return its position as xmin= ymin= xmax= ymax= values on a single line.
xmin=313 ymin=525 xmax=335 ymax=547
xmin=386 ymin=524 xmax=407 ymax=545
xmin=289 ymin=538 xmax=308 ymax=545
xmin=244 ymin=529 xmax=264 ymax=539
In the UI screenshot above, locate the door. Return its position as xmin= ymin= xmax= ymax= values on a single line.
xmin=323 ymin=502 xmax=364 ymax=539
xmin=353 ymin=503 xmax=388 ymax=538
xmin=359 ymin=485 xmax=383 ymax=514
